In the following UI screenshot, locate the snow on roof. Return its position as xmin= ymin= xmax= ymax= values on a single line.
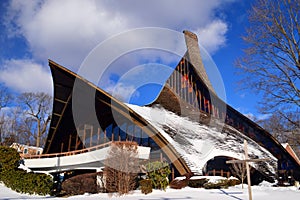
xmin=282 ymin=143 xmax=288 ymax=148
xmin=281 ymin=143 xmax=300 ymax=165
xmin=127 ymin=104 xmax=277 ymax=175
xmin=10 ymin=143 xmax=43 ymax=153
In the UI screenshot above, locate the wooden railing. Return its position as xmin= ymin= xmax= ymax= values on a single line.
xmin=22 ymin=141 xmax=113 ymax=159
xmin=205 ymin=169 xmax=231 ymax=178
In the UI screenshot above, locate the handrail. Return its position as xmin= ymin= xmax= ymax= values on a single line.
xmin=22 ymin=141 xmax=113 ymax=159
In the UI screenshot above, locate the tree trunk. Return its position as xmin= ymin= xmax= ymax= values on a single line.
xmin=36 ymin=120 xmax=41 ymax=147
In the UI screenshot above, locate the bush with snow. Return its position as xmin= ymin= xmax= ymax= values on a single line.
xmin=188 ymin=178 xmax=209 ymax=188
xmin=203 ymin=179 xmax=229 ymax=189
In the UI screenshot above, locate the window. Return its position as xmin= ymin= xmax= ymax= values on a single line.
xmin=141 ymin=130 xmax=149 ymax=146
xmin=113 ymin=126 xmax=120 ymax=141
xmin=23 ymin=148 xmax=28 ymax=154
xmin=105 ymin=124 xmax=113 ymax=141
xmin=119 ymin=123 xmax=127 ymax=141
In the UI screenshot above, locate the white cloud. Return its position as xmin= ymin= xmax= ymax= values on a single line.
xmin=0 ymin=59 xmax=52 ymax=94
xmin=195 ymin=20 xmax=228 ymax=54
xmin=4 ymin=0 xmax=234 ymax=70
xmin=5 ymin=0 xmax=127 ymax=69
xmin=243 ymin=112 xmax=271 ymax=122
xmin=2 ymin=0 xmax=235 ymax=96
xmin=244 ymin=113 xmax=255 ymax=121
xmin=256 ymin=113 xmax=272 ymax=121
xmin=239 ymin=93 xmax=246 ymax=98
xmin=105 ymin=82 xmax=139 ymax=103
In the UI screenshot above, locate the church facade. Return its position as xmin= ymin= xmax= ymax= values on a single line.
xmin=43 ymin=31 xmax=300 ymax=183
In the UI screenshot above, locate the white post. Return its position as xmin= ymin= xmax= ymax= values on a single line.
xmin=244 ymin=140 xmax=253 ymax=200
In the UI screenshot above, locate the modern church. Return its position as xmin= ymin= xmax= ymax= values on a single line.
xmin=25 ymin=31 xmax=300 ymax=184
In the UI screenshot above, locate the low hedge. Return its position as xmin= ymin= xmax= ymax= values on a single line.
xmin=0 ymin=169 xmax=52 ymax=195
xmin=188 ymin=178 xmax=209 ymax=188
xmin=203 ymin=179 xmax=229 ymax=189
xmin=169 ymin=177 xmax=240 ymax=190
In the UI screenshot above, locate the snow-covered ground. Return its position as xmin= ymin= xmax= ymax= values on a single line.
xmin=1 ymin=182 xmax=300 ymax=200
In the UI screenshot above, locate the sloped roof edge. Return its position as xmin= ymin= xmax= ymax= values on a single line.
xmin=46 ymin=59 xmax=191 ymax=175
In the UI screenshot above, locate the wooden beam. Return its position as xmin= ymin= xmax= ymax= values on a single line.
xmin=226 ymin=140 xmax=271 ymax=200
xmin=45 ymin=93 xmax=72 ymax=153
xmin=244 ymin=140 xmax=253 ymax=200
xmin=90 ymin=125 xmax=93 ymax=147
xmin=68 ymin=134 xmax=72 ymax=152
xmin=226 ymin=158 xmax=270 ymax=164
xmin=54 ymin=98 xmax=68 ymax=104
xmin=54 ymin=82 xmax=73 ymax=89
xmin=53 ymin=113 xmax=62 ymax=117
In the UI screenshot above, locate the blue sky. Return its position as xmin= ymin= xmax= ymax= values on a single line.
xmin=0 ymin=0 xmax=268 ymax=120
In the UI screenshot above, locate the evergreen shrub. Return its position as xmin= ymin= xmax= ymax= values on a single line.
xmin=0 ymin=146 xmax=20 ymax=171
xmin=1 ymin=169 xmax=52 ymax=195
xmin=0 ymin=146 xmax=53 ymax=195
xmin=146 ymin=161 xmax=171 ymax=190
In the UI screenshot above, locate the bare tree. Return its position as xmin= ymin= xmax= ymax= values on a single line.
xmin=236 ymin=0 xmax=300 ymax=127
xmin=104 ymin=141 xmax=139 ymax=195
xmin=230 ymin=162 xmax=247 ymax=189
xmin=17 ymin=92 xmax=52 ymax=147
xmin=0 ymin=114 xmax=5 ymax=144
xmin=0 ymin=84 xmax=12 ymax=111
xmin=0 ymin=111 xmax=18 ymax=146
xmin=259 ymin=112 xmax=300 ymax=157
xmin=0 ymin=84 xmax=12 ymax=144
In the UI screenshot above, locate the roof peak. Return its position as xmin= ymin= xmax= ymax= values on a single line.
xmin=183 ymin=30 xmax=215 ymax=94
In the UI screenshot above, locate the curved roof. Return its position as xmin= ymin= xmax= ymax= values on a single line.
xmin=45 ymin=59 xmax=277 ymax=178
xmin=44 ymin=30 xmax=300 ymax=180
xmin=44 ymin=60 xmax=191 ymax=175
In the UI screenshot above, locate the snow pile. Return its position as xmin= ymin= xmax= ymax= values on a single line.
xmin=127 ymin=104 xmax=277 ymax=175
xmin=192 ymin=176 xmax=227 ymax=184
xmin=0 ymin=182 xmax=46 ymax=199
xmin=258 ymin=180 xmax=275 ymax=187
xmin=18 ymin=164 xmax=32 ymax=173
